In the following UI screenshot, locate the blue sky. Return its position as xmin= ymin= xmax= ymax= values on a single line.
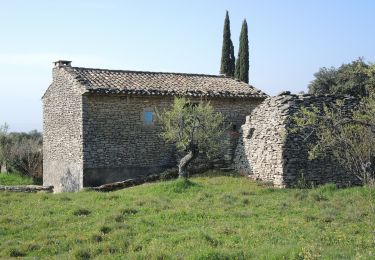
xmin=0 ymin=0 xmax=374 ymax=132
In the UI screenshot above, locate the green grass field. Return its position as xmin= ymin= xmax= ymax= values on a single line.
xmin=0 ymin=172 xmax=34 ymax=185
xmin=0 ymin=171 xmax=374 ymax=259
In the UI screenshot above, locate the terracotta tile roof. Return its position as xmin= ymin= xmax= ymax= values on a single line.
xmin=66 ymin=66 xmax=268 ymax=98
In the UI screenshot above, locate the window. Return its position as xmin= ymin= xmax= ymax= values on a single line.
xmin=144 ymin=110 xmax=154 ymax=125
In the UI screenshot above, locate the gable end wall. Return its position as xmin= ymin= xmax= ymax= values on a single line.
xmin=43 ymin=68 xmax=84 ymax=192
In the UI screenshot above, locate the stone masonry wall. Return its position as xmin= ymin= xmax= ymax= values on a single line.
xmin=234 ymin=95 xmax=286 ymax=186
xmin=82 ymin=95 xmax=263 ymax=186
xmin=43 ymin=67 xmax=85 ymax=192
xmin=234 ymin=93 xmax=360 ymax=187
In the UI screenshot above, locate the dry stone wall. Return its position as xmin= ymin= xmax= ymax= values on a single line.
xmin=234 ymin=92 xmax=360 ymax=187
xmin=82 ymin=95 xmax=262 ymax=186
xmin=0 ymin=185 xmax=53 ymax=193
xmin=43 ymin=67 xmax=85 ymax=192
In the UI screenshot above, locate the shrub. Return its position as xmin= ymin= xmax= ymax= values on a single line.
xmin=291 ymin=99 xmax=375 ymax=185
xmin=0 ymin=124 xmax=43 ymax=180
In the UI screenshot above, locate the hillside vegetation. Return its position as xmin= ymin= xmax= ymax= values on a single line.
xmin=0 ymin=172 xmax=374 ymax=259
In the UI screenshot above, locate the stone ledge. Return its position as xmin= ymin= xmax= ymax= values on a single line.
xmin=0 ymin=185 xmax=54 ymax=193
xmin=89 ymin=168 xmax=179 ymax=192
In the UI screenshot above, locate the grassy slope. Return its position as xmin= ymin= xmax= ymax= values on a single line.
xmin=0 ymin=172 xmax=34 ymax=185
xmin=0 ymin=172 xmax=374 ymax=259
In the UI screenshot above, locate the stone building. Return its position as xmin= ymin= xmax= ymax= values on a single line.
xmin=234 ymin=92 xmax=360 ymax=187
xmin=43 ymin=60 xmax=267 ymax=192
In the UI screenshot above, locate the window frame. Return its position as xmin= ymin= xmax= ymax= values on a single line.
xmin=142 ymin=107 xmax=155 ymax=126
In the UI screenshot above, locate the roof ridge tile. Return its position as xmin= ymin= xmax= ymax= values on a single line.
xmin=70 ymin=66 xmax=229 ymax=78
xmin=62 ymin=66 xmax=268 ymax=98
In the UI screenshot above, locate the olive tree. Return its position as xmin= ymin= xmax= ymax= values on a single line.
xmin=157 ymin=97 xmax=226 ymax=179
xmin=291 ymin=99 xmax=375 ymax=185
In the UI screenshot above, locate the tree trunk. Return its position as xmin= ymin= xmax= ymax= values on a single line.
xmin=178 ymin=145 xmax=199 ymax=179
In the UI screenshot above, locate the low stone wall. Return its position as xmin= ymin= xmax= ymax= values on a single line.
xmin=0 ymin=185 xmax=53 ymax=193
xmin=234 ymin=92 xmax=360 ymax=187
xmin=90 ymin=168 xmax=178 ymax=192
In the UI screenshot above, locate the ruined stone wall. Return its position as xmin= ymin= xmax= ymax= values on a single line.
xmin=82 ymin=95 xmax=262 ymax=186
xmin=234 ymin=93 xmax=360 ymax=187
xmin=43 ymin=67 xmax=85 ymax=192
xmin=234 ymin=95 xmax=287 ymax=186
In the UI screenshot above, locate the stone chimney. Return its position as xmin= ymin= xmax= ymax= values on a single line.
xmin=53 ymin=60 xmax=72 ymax=68
xmin=52 ymin=60 xmax=72 ymax=81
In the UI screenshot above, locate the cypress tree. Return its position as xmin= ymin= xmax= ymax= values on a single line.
xmin=220 ymin=11 xmax=235 ymax=77
xmin=229 ymin=39 xmax=236 ymax=77
xmin=235 ymin=19 xmax=249 ymax=83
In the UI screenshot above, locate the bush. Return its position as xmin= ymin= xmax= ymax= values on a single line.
xmin=9 ymin=133 xmax=43 ymax=179
xmin=0 ymin=124 xmax=43 ymax=180
xmin=291 ymin=99 xmax=375 ymax=185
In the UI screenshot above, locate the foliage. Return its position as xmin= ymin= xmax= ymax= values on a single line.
xmin=235 ymin=19 xmax=249 ymax=83
xmin=308 ymin=58 xmax=375 ymax=98
xmin=10 ymin=134 xmax=43 ymax=178
xmin=158 ymin=98 xmax=225 ymax=156
xmin=220 ymin=11 xmax=236 ymax=77
xmin=0 ymin=124 xmax=42 ymax=179
xmin=0 ymin=174 xmax=373 ymax=258
xmin=368 ymin=63 xmax=375 ymax=96
xmin=291 ymin=99 xmax=375 ymax=185
xmin=157 ymin=97 xmax=226 ymax=178
xmin=308 ymin=67 xmax=338 ymax=95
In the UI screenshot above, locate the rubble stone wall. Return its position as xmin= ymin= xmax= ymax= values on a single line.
xmin=234 ymin=93 xmax=360 ymax=187
xmin=82 ymin=95 xmax=263 ymax=186
xmin=43 ymin=67 xmax=85 ymax=192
